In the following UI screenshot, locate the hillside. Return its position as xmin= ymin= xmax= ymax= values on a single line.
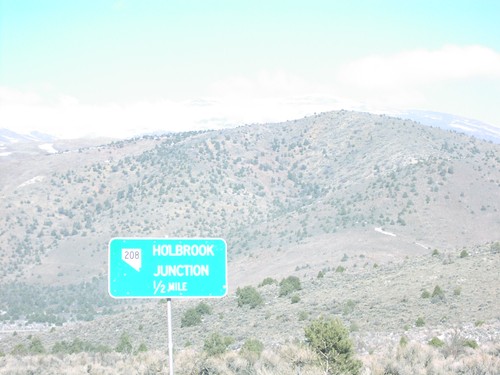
xmin=0 ymin=110 xmax=499 ymax=324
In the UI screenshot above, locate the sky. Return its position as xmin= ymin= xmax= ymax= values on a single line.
xmin=1 ymin=0 xmax=500 ymax=139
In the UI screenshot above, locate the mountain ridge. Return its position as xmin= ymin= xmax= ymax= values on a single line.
xmin=1 ymin=110 xmax=498 ymax=288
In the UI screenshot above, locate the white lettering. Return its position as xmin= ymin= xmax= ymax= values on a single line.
xmin=152 ymin=264 xmax=210 ymax=277
xmin=154 ymin=243 xmax=214 ymax=256
xmin=167 ymin=282 xmax=188 ymax=292
xmin=152 ymin=244 xmax=172 ymax=256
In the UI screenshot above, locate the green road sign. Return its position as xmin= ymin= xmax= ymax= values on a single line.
xmin=109 ymin=238 xmax=227 ymax=298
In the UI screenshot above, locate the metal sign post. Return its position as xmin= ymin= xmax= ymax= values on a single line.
xmin=167 ymin=298 xmax=174 ymax=375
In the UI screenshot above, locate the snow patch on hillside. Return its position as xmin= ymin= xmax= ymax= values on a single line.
xmin=39 ymin=143 xmax=58 ymax=154
xmin=374 ymin=227 xmax=396 ymax=237
xmin=18 ymin=176 xmax=45 ymax=188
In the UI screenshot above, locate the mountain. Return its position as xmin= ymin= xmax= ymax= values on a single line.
xmin=0 ymin=128 xmax=55 ymax=144
xmin=396 ymin=110 xmax=500 ymax=144
xmin=0 ymin=110 xmax=499 ymax=368
xmin=1 ymin=110 xmax=499 ymax=283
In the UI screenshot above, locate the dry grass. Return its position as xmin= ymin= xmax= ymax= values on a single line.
xmin=363 ymin=341 xmax=500 ymax=375
xmin=0 ymin=340 xmax=498 ymax=374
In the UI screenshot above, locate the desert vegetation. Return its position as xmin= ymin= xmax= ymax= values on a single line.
xmin=1 ymin=111 xmax=499 ymax=373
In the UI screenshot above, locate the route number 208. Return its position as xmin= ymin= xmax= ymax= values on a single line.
xmin=123 ymin=250 xmax=140 ymax=260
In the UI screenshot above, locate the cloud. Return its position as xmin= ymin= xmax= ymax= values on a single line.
xmin=0 ymin=87 xmax=41 ymax=105
xmin=337 ymin=45 xmax=500 ymax=90
xmin=0 ymin=90 xmax=346 ymax=139
xmin=210 ymin=70 xmax=318 ymax=99
xmin=0 ymin=71 xmax=353 ymax=139
xmin=2 ymin=57 xmax=499 ymax=139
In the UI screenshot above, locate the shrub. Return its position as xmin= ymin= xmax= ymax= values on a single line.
xmin=279 ymin=276 xmax=301 ymax=297
xmin=463 ymin=339 xmax=478 ymax=349
xmin=304 ymin=317 xmax=362 ymax=375
xmin=415 ymin=317 xmax=425 ymax=327
xmin=428 ymin=337 xmax=445 ymax=348
xmin=460 ymin=249 xmax=468 ymax=258
xmin=11 ymin=344 xmax=27 ymax=355
xmin=51 ymin=338 xmax=111 ymax=354
xmin=399 ymin=335 xmax=408 ymax=347
xmin=203 ymin=332 xmax=233 ymax=357
xmin=421 ymin=290 xmax=431 ymax=298
xmin=259 ymin=277 xmax=277 ymax=287
xmin=195 ymin=302 xmax=212 ymax=315
xmin=236 ymin=286 xmax=263 ymax=308
xmin=349 ymin=322 xmax=359 ymax=332
xmin=182 ymin=302 xmax=212 ymax=327
xmin=336 ymin=265 xmax=346 ymax=273
xmin=291 ymin=294 xmax=301 ymax=304
xmin=431 ymin=285 xmax=445 ymax=302
xmin=343 ymin=300 xmax=356 ymax=315
xmin=181 ymin=308 xmax=202 ymax=327
xmin=28 ymin=336 xmax=45 ymax=354
xmin=491 ymin=242 xmax=500 ymax=254
xmin=317 ymin=270 xmax=325 ymax=278
xmin=115 ymin=332 xmax=133 ymax=354
xmin=241 ymin=338 xmax=264 ymax=359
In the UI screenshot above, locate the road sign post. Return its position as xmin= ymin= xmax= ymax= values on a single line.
xmin=108 ymin=237 xmax=227 ymax=374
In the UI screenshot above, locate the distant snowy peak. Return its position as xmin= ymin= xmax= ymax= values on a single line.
xmin=395 ymin=110 xmax=500 ymax=144
xmin=0 ymin=128 xmax=55 ymax=144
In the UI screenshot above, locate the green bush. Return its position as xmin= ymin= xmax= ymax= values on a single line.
xmin=115 ymin=332 xmax=133 ymax=354
xmin=343 ymin=300 xmax=356 ymax=315
xmin=463 ymin=339 xmax=478 ymax=349
xmin=336 ymin=265 xmax=346 ymax=273
xmin=399 ymin=335 xmax=408 ymax=347
xmin=258 ymin=277 xmax=277 ymax=287
xmin=304 ymin=317 xmax=362 ymax=375
xmin=241 ymin=338 xmax=264 ymax=359
xmin=195 ymin=302 xmax=212 ymax=315
xmin=279 ymin=276 xmax=302 ymax=296
xmin=460 ymin=249 xmax=468 ymax=258
xmin=181 ymin=302 xmax=212 ymax=327
xmin=181 ymin=308 xmax=202 ymax=327
xmin=298 ymin=311 xmax=308 ymax=321
xmin=203 ymin=332 xmax=233 ymax=357
xmin=431 ymin=285 xmax=445 ymax=302
xmin=291 ymin=294 xmax=301 ymax=304
xmin=236 ymin=286 xmax=263 ymax=308
xmin=428 ymin=337 xmax=445 ymax=348
xmin=421 ymin=290 xmax=431 ymax=298
xmin=415 ymin=317 xmax=425 ymax=327
xmin=491 ymin=242 xmax=500 ymax=254
xmin=28 ymin=336 xmax=45 ymax=354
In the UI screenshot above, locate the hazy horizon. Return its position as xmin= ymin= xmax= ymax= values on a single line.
xmin=1 ymin=0 xmax=500 ymax=139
